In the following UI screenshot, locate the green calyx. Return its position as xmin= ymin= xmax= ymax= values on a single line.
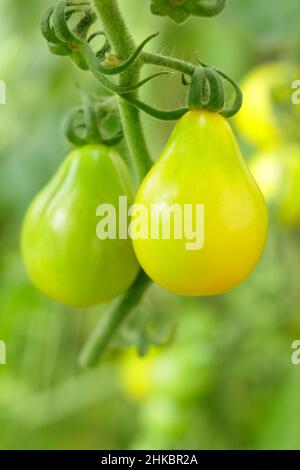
xmin=121 ymin=63 xmax=242 ymax=122
xmin=118 ymin=63 xmax=242 ymax=122
xmin=41 ymin=1 xmax=159 ymax=75
xmin=41 ymin=4 xmax=96 ymax=70
xmin=150 ymin=0 xmax=227 ymax=24
xmin=63 ymin=96 xmax=124 ymax=148
xmin=187 ymin=65 xmax=242 ymax=118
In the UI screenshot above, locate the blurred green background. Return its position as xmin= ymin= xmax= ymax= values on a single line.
xmin=1 ymin=0 xmax=300 ymax=450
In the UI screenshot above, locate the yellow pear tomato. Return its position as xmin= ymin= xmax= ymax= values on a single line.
xmin=132 ymin=110 xmax=269 ymax=296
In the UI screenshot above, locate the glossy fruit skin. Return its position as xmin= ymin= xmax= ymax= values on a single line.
xmin=235 ymin=62 xmax=300 ymax=149
xmin=250 ymin=145 xmax=300 ymax=228
xmin=132 ymin=110 xmax=268 ymax=296
xmin=22 ymin=144 xmax=139 ymax=308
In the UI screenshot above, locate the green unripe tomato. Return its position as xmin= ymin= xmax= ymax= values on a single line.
xmin=21 ymin=144 xmax=140 ymax=308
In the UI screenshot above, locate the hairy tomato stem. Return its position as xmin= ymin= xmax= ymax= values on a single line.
xmin=93 ymin=0 xmax=153 ymax=182
xmin=77 ymin=1 xmax=154 ymax=367
xmin=143 ymin=52 xmax=195 ymax=75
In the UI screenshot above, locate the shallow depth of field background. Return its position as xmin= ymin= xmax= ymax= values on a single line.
xmin=1 ymin=0 xmax=300 ymax=450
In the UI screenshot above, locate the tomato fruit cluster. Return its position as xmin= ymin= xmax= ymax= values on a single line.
xmin=22 ymin=109 xmax=269 ymax=305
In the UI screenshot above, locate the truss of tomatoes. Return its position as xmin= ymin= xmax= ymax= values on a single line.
xmin=22 ymin=110 xmax=269 ymax=307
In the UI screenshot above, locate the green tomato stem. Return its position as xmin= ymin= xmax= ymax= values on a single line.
xmin=77 ymin=0 xmax=154 ymax=368
xmin=79 ymin=272 xmax=151 ymax=368
xmin=93 ymin=0 xmax=153 ymax=182
xmin=143 ymin=52 xmax=195 ymax=75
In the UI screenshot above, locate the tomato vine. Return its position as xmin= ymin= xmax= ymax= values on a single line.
xmin=37 ymin=0 xmax=244 ymax=367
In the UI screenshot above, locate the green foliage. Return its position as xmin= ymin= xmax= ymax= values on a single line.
xmin=1 ymin=0 xmax=300 ymax=451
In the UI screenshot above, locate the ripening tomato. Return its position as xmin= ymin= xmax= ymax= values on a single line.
xmin=120 ymin=345 xmax=213 ymax=403
xmin=249 ymin=145 xmax=300 ymax=228
xmin=22 ymin=144 xmax=139 ymax=307
xmin=235 ymin=62 xmax=300 ymax=149
xmin=120 ymin=348 xmax=158 ymax=401
xmin=132 ymin=110 xmax=268 ymax=296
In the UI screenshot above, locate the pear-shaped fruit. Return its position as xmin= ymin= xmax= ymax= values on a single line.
xmin=132 ymin=110 xmax=269 ymax=296
xmin=22 ymin=144 xmax=139 ymax=307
